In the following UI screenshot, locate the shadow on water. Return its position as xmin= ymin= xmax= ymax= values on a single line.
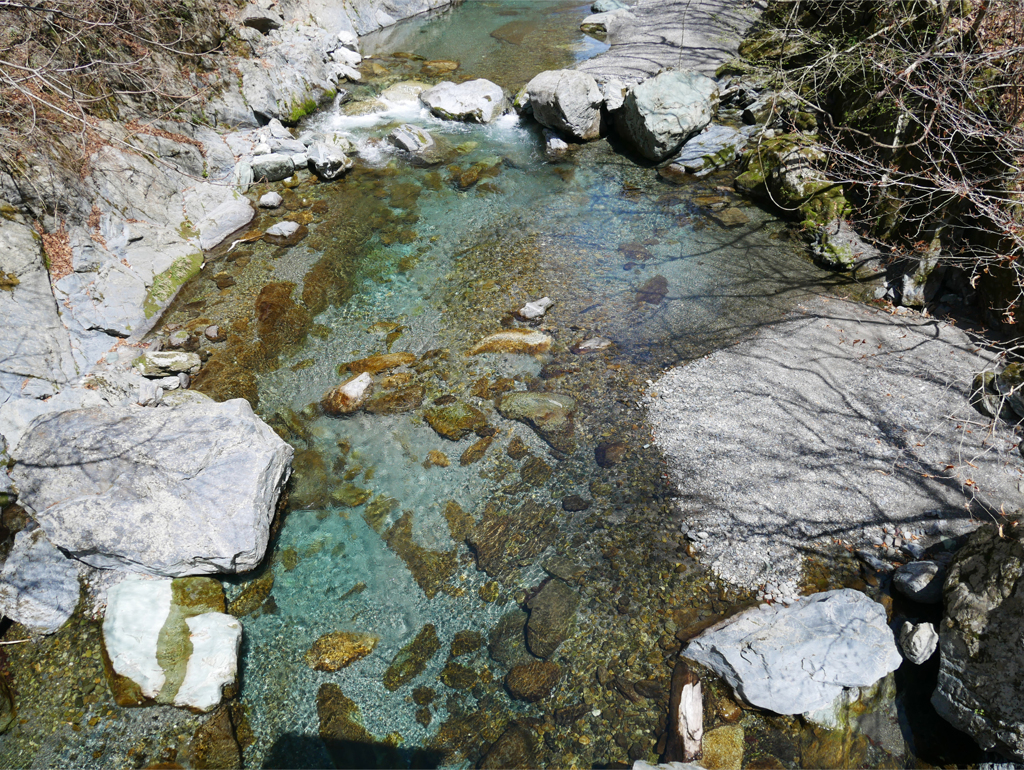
xmin=263 ymin=734 xmax=443 ymax=769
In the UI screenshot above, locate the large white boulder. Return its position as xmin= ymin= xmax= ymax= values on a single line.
xmin=11 ymin=399 xmax=293 ymax=576
xmin=525 ymin=70 xmax=605 ymax=141
xmin=613 ymin=70 xmax=719 ymax=161
xmin=684 ymin=589 xmax=901 ymax=715
xmin=419 ymin=79 xmax=507 ymax=124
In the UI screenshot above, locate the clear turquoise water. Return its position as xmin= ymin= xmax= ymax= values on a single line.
xmin=205 ymin=3 xmax=839 ymax=767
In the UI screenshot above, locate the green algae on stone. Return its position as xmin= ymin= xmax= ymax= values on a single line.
xmin=143 ymin=252 xmax=203 ymax=319
xmin=154 ymin=577 xmax=228 ymax=705
xmin=425 ymin=401 xmax=488 ymax=441
xmin=228 ymin=571 xmax=274 ymax=618
xmin=438 ymin=659 xmax=478 ymax=690
xmin=383 ymin=624 xmax=441 ymax=691
xmin=364 ymin=495 xmax=400 ymax=534
xmin=467 ymin=499 xmax=558 ymax=578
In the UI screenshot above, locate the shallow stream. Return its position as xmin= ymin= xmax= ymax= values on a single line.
xmin=1 ymin=1 xmax=969 ymax=768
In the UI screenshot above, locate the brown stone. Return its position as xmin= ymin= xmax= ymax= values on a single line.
xmin=364 ymin=383 xmax=425 ymax=414
xmin=519 ymin=456 xmax=551 ymax=485
xmin=304 ymin=631 xmax=379 ymax=672
xmin=383 ymin=511 xmax=457 ymax=599
xmin=426 ymin=450 xmax=450 ymax=468
xmin=595 ymin=441 xmax=627 ymax=467
xmin=469 ymin=329 xmax=551 ymax=355
xmin=505 ymin=661 xmax=561 ymax=702
xmin=467 ymin=499 xmax=557 ymax=578
xmin=425 ymin=401 xmax=488 ymax=441
xmin=438 ymin=659 xmax=478 ymax=690
xmin=451 ymin=630 xmax=484 ymax=657
xmin=479 ymin=722 xmax=537 ymax=769
xmin=460 ymin=435 xmax=493 ymax=465
xmin=321 ymin=374 xmax=372 ymax=416
xmin=383 ymin=624 xmax=441 ymax=691
xmin=189 ymin=707 xmax=242 ymax=769
xmin=443 ymin=499 xmax=473 ymax=542
xmin=636 ymin=274 xmax=669 ymax=305
xmin=339 ymin=351 xmax=416 ymax=375
xmin=421 ymin=60 xmax=459 ymax=77
xmin=711 ymin=207 xmax=750 ymax=229
xmin=227 ymin=571 xmax=274 ymax=617
xmin=506 ymin=436 xmax=530 ymax=460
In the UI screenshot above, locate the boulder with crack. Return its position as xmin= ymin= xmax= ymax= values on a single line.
xmin=613 ymin=70 xmax=719 ymax=161
xmin=525 ymin=70 xmax=604 ymax=141
xmin=11 ymin=398 xmax=293 ymax=576
xmin=684 ymin=589 xmax=901 ymax=716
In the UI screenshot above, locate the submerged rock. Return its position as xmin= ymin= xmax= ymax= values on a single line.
xmin=339 ymin=351 xmax=416 ymax=375
xmin=305 ymin=631 xmax=379 ymax=671
xmin=505 ymin=660 xmax=561 ymax=702
xmin=102 ymin=575 xmax=240 ymax=712
xmin=0 ymin=527 xmax=80 ymax=634
xmin=498 ymin=391 xmax=577 ymax=453
xmin=684 ymin=589 xmax=901 ymax=715
xmin=420 ymin=79 xmax=507 ymax=124
xmin=525 ymin=578 xmax=579 ymax=659
xmin=470 ymin=330 xmax=552 ymax=356
xmin=425 ymin=401 xmax=488 ymax=441
xmin=525 ymin=70 xmax=604 ymax=141
xmin=383 ymin=624 xmax=441 ymax=690
xmin=614 ymin=70 xmax=719 ymax=161
xmin=468 ymin=499 xmax=558 ymax=578
xmin=12 ymin=399 xmax=293 ymax=576
xmin=932 ymin=521 xmax=1024 ymax=760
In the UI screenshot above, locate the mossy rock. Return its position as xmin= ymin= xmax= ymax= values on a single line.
xmin=383 ymin=624 xmax=441 ymax=690
xmin=425 ymin=402 xmax=488 ymax=441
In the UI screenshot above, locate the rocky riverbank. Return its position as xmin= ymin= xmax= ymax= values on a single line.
xmin=4 ymin=0 xmax=1024 ymax=766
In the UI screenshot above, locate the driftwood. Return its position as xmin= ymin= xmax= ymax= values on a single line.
xmin=663 ymin=658 xmax=703 ymax=763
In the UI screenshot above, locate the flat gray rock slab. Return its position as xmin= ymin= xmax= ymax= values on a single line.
xmin=11 ymin=398 xmax=293 ymax=576
xmin=577 ymin=0 xmax=766 ymax=83
xmin=647 ymin=297 xmax=1015 ymax=594
xmin=0 ymin=528 xmax=81 ymax=634
xmin=684 ymin=589 xmax=902 ymax=715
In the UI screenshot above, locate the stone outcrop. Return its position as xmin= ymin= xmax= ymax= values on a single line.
xmin=932 ymin=521 xmax=1024 ymax=761
xmin=684 ymin=589 xmax=902 ymax=715
xmin=613 ymin=70 xmax=719 ymax=161
xmin=11 ymin=399 xmax=293 ymax=576
xmin=419 ymin=79 xmax=507 ymax=123
xmin=525 ymin=70 xmax=605 ymax=141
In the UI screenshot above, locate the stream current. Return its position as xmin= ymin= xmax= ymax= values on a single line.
xmin=149 ymin=1 xmax=905 ymax=768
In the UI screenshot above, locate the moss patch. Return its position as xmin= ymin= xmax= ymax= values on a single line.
xmin=143 ymin=251 xmax=203 ymax=319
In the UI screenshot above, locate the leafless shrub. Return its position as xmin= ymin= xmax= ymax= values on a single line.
xmin=750 ymin=0 xmax=1024 ymax=323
